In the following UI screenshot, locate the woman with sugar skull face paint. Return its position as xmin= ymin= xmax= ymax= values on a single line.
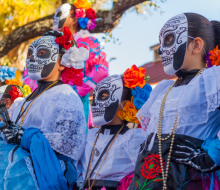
xmin=129 ymin=13 xmax=220 ymax=190
xmin=0 ymin=28 xmax=89 ymax=190
xmin=76 ymin=67 xmax=152 ymax=190
xmin=53 ymin=2 xmax=109 ymax=132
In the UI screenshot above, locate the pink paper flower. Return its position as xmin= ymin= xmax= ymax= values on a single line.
xmin=101 ymin=187 xmax=106 ymax=190
xmin=86 ymin=19 xmax=96 ymax=30
xmin=75 ymin=8 xmax=86 ymax=18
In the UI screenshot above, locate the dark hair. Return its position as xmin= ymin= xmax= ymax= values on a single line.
xmin=43 ymin=31 xmax=65 ymax=57
xmin=2 ymin=85 xmax=18 ymax=99
xmin=70 ymin=4 xmax=81 ymax=32
xmin=184 ymin=13 xmax=220 ymax=60
xmin=121 ymin=78 xmax=132 ymax=102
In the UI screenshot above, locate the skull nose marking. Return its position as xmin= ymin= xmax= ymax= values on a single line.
xmin=158 ymin=47 xmax=163 ymax=55
xmin=91 ymin=100 xmax=96 ymax=106
xmin=30 ymin=55 xmax=35 ymax=62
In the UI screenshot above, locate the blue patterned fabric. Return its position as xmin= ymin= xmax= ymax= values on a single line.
xmin=20 ymin=127 xmax=69 ymax=190
xmin=0 ymin=131 xmax=77 ymax=189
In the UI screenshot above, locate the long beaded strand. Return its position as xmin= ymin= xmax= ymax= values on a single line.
xmin=157 ymin=68 xmax=205 ymax=190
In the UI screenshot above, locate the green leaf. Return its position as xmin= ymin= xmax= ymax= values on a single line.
xmin=18 ymin=85 xmax=25 ymax=97
xmin=145 ymin=75 xmax=150 ymax=82
xmin=137 ymin=180 xmax=141 ymax=188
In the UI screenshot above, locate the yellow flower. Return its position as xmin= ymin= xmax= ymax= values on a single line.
xmin=74 ymin=0 xmax=91 ymax=9
xmin=5 ymin=79 xmax=22 ymax=86
xmin=23 ymin=85 xmax=32 ymax=97
xmin=117 ymin=97 xmax=140 ymax=124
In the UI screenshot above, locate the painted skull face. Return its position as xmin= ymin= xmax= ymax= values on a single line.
xmin=53 ymin=3 xmax=71 ymax=31
xmin=26 ymin=36 xmax=59 ymax=81
xmin=158 ymin=14 xmax=188 ymax=75
xmin=91 ymin=75 xmax=123 ymax=127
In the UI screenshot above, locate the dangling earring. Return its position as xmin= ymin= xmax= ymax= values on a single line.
xmin=120 ymin=102 xmax=125 ymax=112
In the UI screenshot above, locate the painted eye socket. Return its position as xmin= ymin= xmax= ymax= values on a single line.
xmin=164 ymin=33 xmax=175 ymax=47
xmin=98 ymin=89 xmax=109 ymax=101
xmin=37 ymin=49 xmax=51 ymax=59
xmin=27 ymin=49 xmax=33 ymax=58
xmin=56 ymin=11 xmax=62 ymax=17
xmin=101 ymin=93 xmax=109 ymax=99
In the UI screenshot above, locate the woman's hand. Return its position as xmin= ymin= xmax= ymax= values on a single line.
xmin=171 ymin=139 xmax=219 ymax=173
xmin=2 ymin=122 xmax=24 ymax=145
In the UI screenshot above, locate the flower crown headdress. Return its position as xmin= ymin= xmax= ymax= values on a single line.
xmin=73 ymin=0 xmax=97 ymax=30
xmin=53 ymin=27 xmax=89 ymax=86
xmin=117 ymin=65 xmax=152 ymax=124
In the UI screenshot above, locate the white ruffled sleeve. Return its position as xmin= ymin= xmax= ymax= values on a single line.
xmin=137 ymin=80 xmax=174 ymax=131
xmin=40 ymin=85 xmax=86 ymax=161
xmin=122 ymin=129 xmax=147 ymax=166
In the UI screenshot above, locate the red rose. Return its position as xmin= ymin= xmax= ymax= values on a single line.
xmin=55 ymin=27 xmax=73 ymax=50
xmin=86 ymin=8 xmax=97 ymax=19
xmin=62 ymin=67 xmax=84 ymax=86
xmin=140 ymin=154 xmax=164 ymax=180
xmin=9 ymin=86 xmax=23 ymax=101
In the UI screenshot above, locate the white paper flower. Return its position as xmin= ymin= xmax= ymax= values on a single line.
xmin=61 ymin=46 xmax=89 ymax=69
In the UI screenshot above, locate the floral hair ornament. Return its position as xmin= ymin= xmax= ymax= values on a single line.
xmin=73 ymin=0 xmax=97 ymax=31
xmin=55 ymin=27 xmax=89 ymax=86
xmin=57 ymin=27 xmax=89 ymax=70
xmin=117 ymin=65 xmax=152 ymax=124
xmin=206 ymin=45 xmax=220 ymax=68
xmin=8 ymin=86 xmax=23 ymax=102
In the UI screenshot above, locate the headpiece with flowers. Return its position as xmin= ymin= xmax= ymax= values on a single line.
xmin=0 ymin=68 xmax=33 ymax=101
xmin=117 ymin=65 xmax=152 ymax=124
xmin=206 ymin=45 xmax=220 ymax=68
xmin=73 ymin=0 xmax=97 ymax=30
xmin=54 ymin=26 xmax=89 ymax=85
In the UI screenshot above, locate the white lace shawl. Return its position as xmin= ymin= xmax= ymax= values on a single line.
xmin=137 ymin=66 xmax=220 ymax=142
xmin=10 ymin=84 xmax=86 ymax=161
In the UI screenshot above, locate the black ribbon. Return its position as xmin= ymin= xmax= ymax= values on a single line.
xmin=83 ymin=126 xmax=123 ymax=188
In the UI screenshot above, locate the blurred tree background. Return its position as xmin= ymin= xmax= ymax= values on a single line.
xmin=0 ymin=0 xmax=164 ymax=70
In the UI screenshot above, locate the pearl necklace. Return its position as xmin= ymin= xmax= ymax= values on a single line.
xmin=157 ymin=68 xmax=205 ymax=190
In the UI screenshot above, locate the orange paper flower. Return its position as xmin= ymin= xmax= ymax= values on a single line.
xmin=74 ymin=0 xmax=91 ymax=10
xmin=123 ymin=65 xmax=146 ymax=89
xmin=208 ymin=45 xmax=220 ymax=66
xmin=5 ymin=78 xmax=22 ymax=86
xmin=117 ymin=97 xmax=140 ymax=124
xmin=15 ymin=70 xmax=21 ymax=80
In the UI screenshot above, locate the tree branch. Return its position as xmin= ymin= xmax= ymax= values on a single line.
xmin=0 ymin=0 xmax=150 ymax=58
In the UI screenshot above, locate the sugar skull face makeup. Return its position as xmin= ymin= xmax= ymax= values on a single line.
xmin=158 ymin=14 xmax=188 ymax=75
xmin=53 ymin=3 xmax=71 ymax=31
xmin=26 ymin=36 xmax=59 ymax=81
xmin=91 ymin=75 xmax=123 ymax=127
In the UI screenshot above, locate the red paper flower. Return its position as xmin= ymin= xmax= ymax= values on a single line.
xmin=75 ymin=8 xmax=86 ymax=18
xmin=86 ymin=8 xmax=97 ymax=19
xmin=9 ymin=86 xmax=23 ymax=101
xmin=123 ymin=65 xmax=146 ymax=89
xmin=55 ymin=27 xmax=73 ymax=50
xmin=141 ymin=154 xmax=164 ymax=180
xmin=62 ymin=67 xmax=84 ymax=86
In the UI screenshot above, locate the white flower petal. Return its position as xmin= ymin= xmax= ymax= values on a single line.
xmin=61 ymin=46 xmax=88 ymax=69
xmin=71 ymin=61 xmax=84 ymax=69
